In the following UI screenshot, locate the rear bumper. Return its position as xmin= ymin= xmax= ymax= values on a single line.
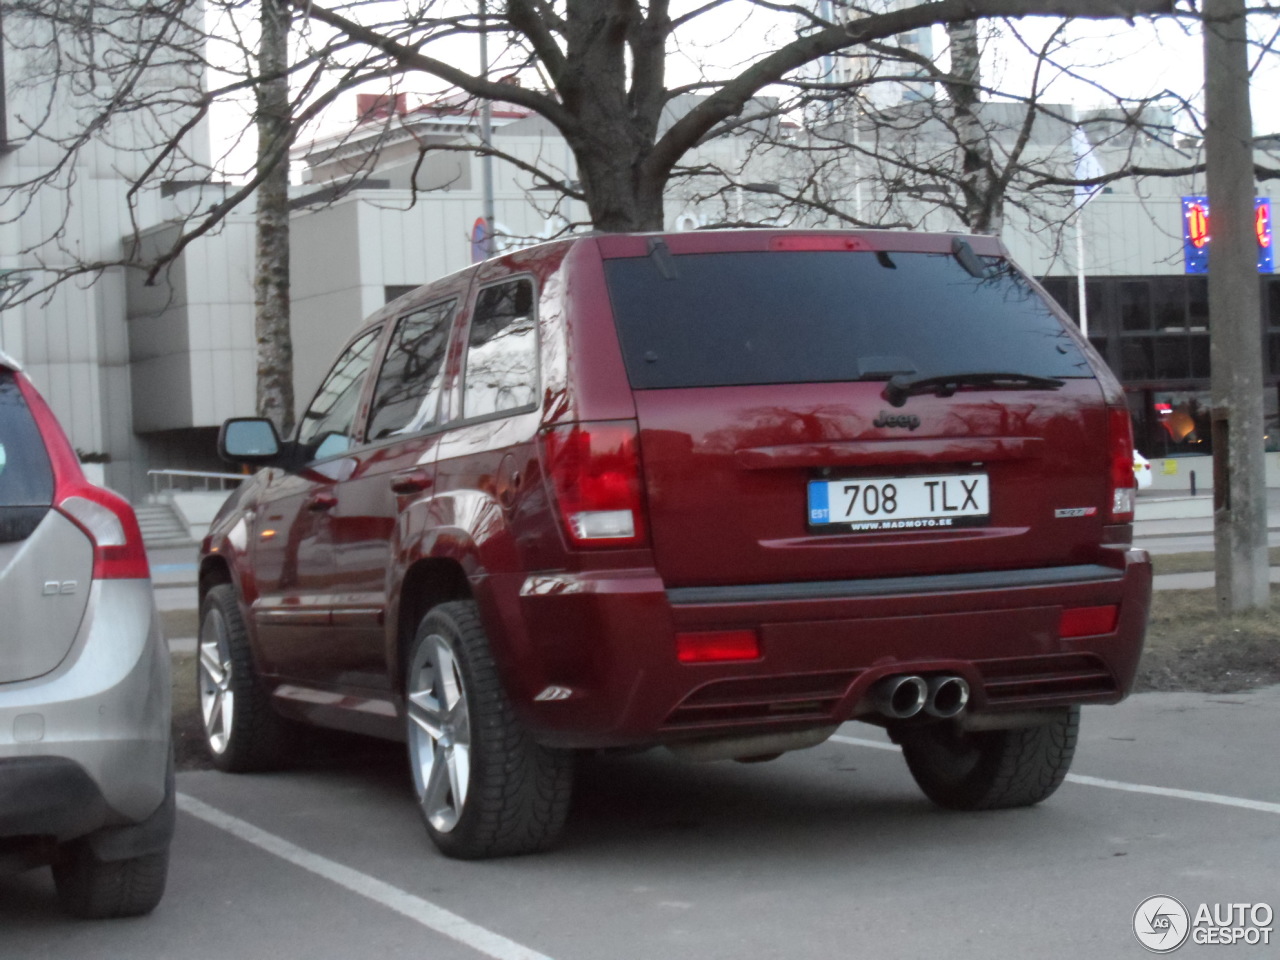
xmin=0 ymin=579 xmax=171 ymax=841
xmin=487 ymin=549 xmax=1152 ymax=749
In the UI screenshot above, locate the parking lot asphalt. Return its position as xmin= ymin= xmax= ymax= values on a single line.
xmin=5 ymin=685 xmax=1278 ymax=959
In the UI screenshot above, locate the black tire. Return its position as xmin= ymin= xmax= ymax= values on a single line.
xmin=899 ymin=706 xmax=1080 ymax=811
xmin=404 ymin=600 xmax=574 ymax=859
xmin=198 ymin=583 xmax=293 ymax=772
xmin=52 ymin=844 xmax=168 ymax=919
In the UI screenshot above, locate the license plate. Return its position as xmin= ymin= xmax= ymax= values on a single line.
xmin=808 ymin=474 xmax=989 ymax=532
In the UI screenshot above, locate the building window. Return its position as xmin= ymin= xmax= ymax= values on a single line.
xmin=1120 ymin=281 xmax=1151 ymax=331
xmin=385 ymin=285 xmax=420 ymax=304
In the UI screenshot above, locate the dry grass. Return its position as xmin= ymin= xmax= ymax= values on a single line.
xmin=1136 ymin=589 xmax=1280 ymax=692
xmin=161 ymin=609 xmax=199 ymax=640
xmin=170 ymin=651 xmax=214 ymax=770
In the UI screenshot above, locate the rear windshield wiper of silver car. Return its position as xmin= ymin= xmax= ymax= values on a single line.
xmin=885 ymin=371 xmax=1065 ymax=407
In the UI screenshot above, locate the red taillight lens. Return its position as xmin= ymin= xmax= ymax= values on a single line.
xmin=540 ymin=421 xmax=648 ymax=548
xmin=1059 ymin=604 xmax=1119 ymax=638
xmin=676 ymin=630 xmax=761 ymax=663
xmin=16 ymin=371 xmax=150 ymax=579
xmin=1107 ymin=406 xmax=1136 ymax=522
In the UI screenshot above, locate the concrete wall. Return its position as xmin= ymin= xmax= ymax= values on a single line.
xmin=0 ymin=10 xmax=212 ymax=502
xmin=288 ymin=148 xmax=589 ymax=414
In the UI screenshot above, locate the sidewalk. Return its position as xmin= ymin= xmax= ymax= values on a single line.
xmin=1133 ymin=486 xmax=1280 ymax=539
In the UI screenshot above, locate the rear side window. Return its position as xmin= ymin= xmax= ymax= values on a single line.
xmin=0 ymin=371 xmax=54 ymax=543
xmin=462 ymin=278 xmax=538 ymax=420
xmin=603 ymin=251 xmax=1093 ymax=389
xmin=366 ymin=300 xmax=454 ymax=440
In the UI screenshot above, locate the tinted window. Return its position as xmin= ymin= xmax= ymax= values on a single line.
xmin=1120 ymin=281 xmax=1151 ymax=331
xmin=367 ymin=301 xmax=454 ymax=440
xmin=0 ymin=372 xmax=54 ymax=543
xmin=462 ymin=279 xmax=537 ymax=419
xmin=604 ymin=252 xmax=1092 ymax=390
xmin=1151 ymin=278 xmax=1185 ymax=331
xmin=296 ymin=328 xmax=382 ymax=460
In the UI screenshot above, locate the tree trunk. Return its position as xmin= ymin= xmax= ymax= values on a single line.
xmin=1204 ymin=0 xmax=1269 ymax=613
xmin=254 ymin=0 xmax=295 ymax=435
xmin=946 ymin=20 xmax=1001 ymax=235
xmin=571 ymin=134 xmax=667 ymax=232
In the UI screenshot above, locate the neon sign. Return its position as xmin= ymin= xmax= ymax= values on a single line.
xmin=1182 ymin=196 xmax=1274 ymax=274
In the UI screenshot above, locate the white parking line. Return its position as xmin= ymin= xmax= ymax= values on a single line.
xmin=176 ymin=794 xmax=554 ymax=960
xmin=831 ymin=735 xmax=1280 ymax=816
xmin=1064 ymin=775 xmax=1280 ymax=815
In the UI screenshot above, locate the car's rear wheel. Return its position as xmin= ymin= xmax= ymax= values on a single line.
xmin=52 ymin=844 xmax=168 ymax=919
xmin=405 ymin=600 xmax=574 ymax=859
xmin=198 ymin=584 xmax=292 ymax=772
xmin=898 ymin=706 xmax=1079 ymax=810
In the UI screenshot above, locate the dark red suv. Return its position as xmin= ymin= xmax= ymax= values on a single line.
xmin=200 ymin=229 xmax=1150 ymax=858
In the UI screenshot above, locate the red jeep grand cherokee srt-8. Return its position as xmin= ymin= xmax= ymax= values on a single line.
xmin=200 ymin=229 xmax=1150 ymax=859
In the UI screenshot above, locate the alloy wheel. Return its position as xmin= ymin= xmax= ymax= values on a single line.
xmin=406 ymin=633 xmax=472 ymax=833
xmin=198 ymin=608 xmax=235 ymax=754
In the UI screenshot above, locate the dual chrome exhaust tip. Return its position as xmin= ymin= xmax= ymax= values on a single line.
xmin=869 ymin=673 xmax=970 ymax=720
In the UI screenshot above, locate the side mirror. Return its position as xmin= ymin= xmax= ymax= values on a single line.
xmin=219 ymin=418 xmax=282 ymax=465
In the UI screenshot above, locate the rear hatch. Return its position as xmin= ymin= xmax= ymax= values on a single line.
xmin=0 ymin=370 xmax=93 ymax=682
xmin=600 ymin=233 xmax=1115 ymax=588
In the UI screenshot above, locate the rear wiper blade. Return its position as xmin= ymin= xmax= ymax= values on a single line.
xmin=885 ymin=371 xmax=1065 ymax=407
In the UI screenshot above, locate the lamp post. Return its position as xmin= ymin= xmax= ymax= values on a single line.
xmin=479 ymin=0 xmax=495 ymax=259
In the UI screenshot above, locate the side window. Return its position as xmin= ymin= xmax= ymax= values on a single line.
xmin=296 ymin=328 xmax=382 ymax=460
xmin=366 ymin=300 xmax=454 ymax=440
xmin=462 ymin=278 xmax=537 ymax=420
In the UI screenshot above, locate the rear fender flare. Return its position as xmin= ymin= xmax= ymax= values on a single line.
xmin=385 ymin=524 xmax=481 ymax=690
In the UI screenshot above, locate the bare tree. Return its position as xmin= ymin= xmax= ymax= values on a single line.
xmin=283 ymin=0 xmax=1176 ymax=234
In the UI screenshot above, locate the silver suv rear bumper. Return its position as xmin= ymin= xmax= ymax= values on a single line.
xmin=0 ymin=578 xmax=170 ymax=840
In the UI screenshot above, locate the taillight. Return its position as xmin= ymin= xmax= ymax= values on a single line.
xmin=1107 ymin=405 xmax=1136 ymax=522
xmin=58 ymin=487 xmax=150 ymax=580
xmin=16 ymin=371 xmax=150 ymax=579
xmin=540 ymin=421 xmax=648 ymax=548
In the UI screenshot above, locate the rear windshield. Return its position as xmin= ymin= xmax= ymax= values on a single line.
xmin=0 ymin=371 xmax=54 ymax=543
xmin=603 ymin=250 xmax=1092 ymax=389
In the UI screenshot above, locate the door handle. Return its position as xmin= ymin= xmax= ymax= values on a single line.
xmin=307 ymin=492 xmax=337 ymax=511
xmin=390 ymin=469 xmax=433 ymax=495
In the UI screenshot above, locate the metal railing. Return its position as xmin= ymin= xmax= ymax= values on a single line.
xmin=148 ymin=468 xmax=246 ymax=498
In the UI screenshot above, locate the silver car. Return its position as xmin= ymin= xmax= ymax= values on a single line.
xmin=0 ymin=349 xmax=172 ymax=917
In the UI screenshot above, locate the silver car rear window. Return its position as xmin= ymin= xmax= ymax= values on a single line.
xmin=0 ymin=371 xmax=54 ymax=543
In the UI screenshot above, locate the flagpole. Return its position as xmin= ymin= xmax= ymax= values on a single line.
xmin=1075 ymin=211 xmax=1088 ymax=338
xmin=1071 ymin=108 xmax=1103 ymax=339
